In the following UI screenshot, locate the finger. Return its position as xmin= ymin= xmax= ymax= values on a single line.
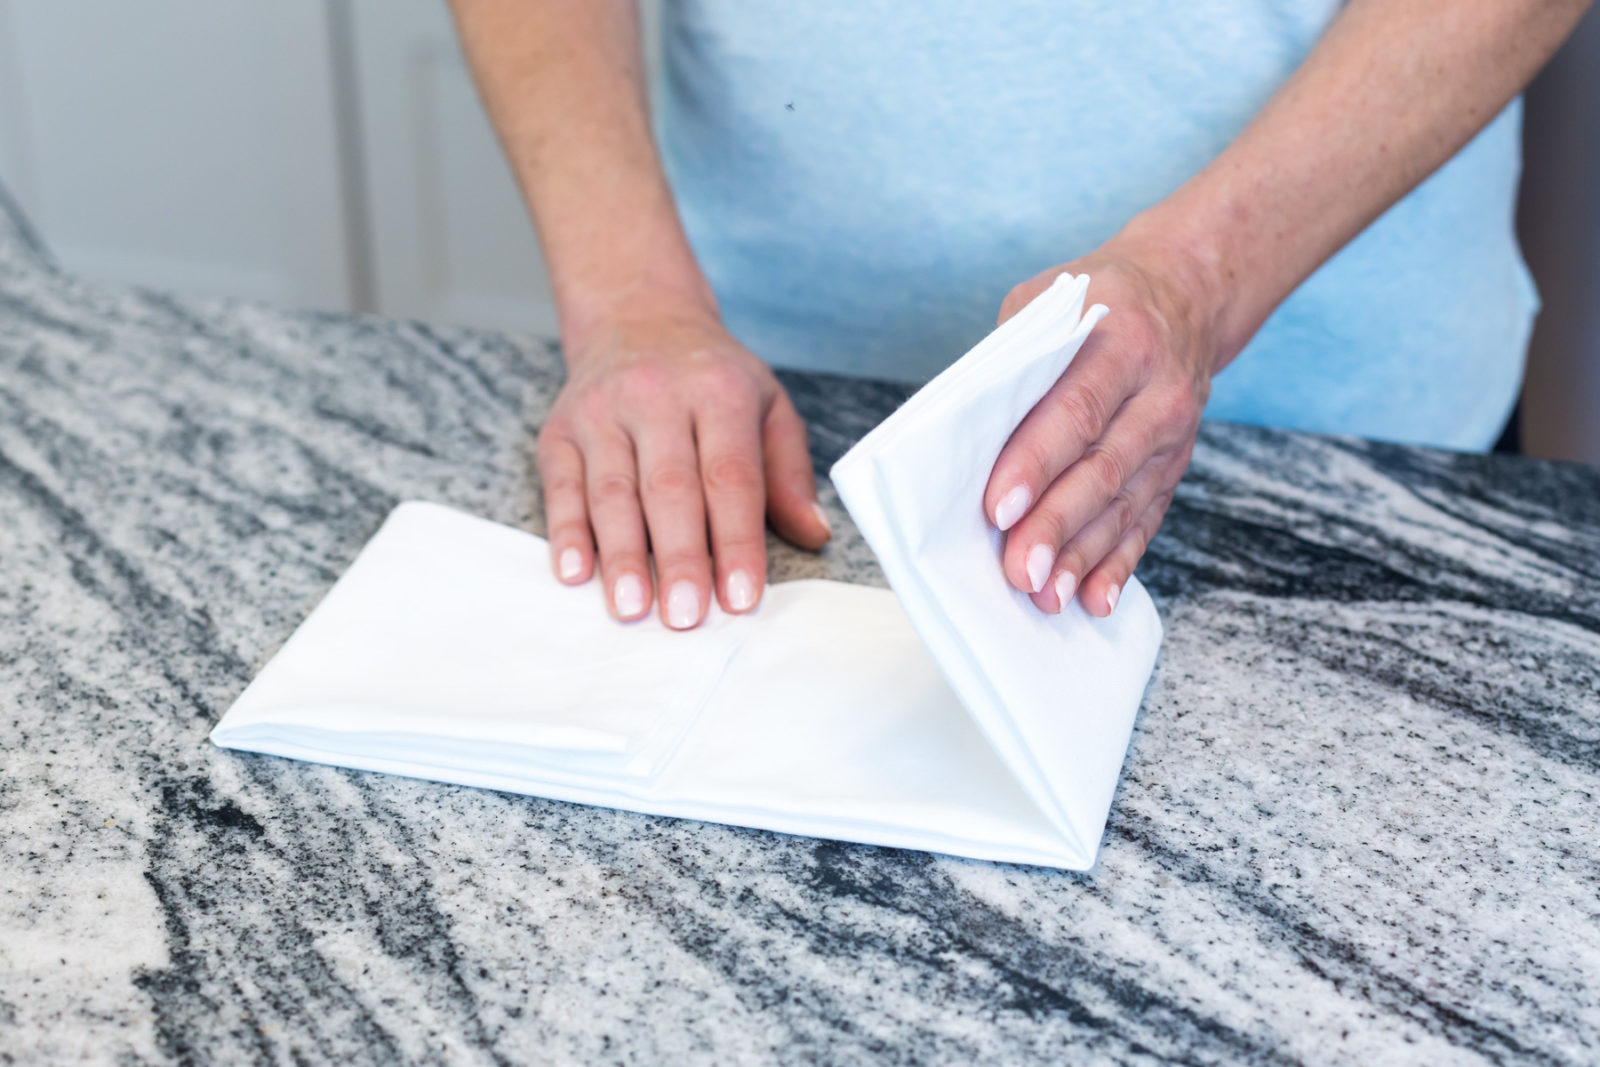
xmin=1001 ymin=393 xmax=1171 ymax=594
xmin=997 ymin=275 xmax=1054 ymax=326
xmin=536 ymin=428 xmax=594 ymax=584
xmin=581 ymin=426 xmax=652 ymax=621
xmin=762 ymin=392 xmax=830 ymax=550
xmin=1078 ymin=490 xmax=1175 ymax=617
xmin=1023 ymin=451 xmax=1177 ymax=612
xmin=695 ymin=399 xmax=768 ymax=614
xmin=633 ymin=416 xmax=713 ymax=630
xmin=985 ymin=331 xmax=1145 ymax=534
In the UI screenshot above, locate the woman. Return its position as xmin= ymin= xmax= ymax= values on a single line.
xmin=451 ymin=0 xmax=1588 ymax=629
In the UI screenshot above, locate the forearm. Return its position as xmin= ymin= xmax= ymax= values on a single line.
xmin=1128 ymin=0 xmax=1592 ymax=369
xmin=449 ymin=0 xmax=714 ymax=357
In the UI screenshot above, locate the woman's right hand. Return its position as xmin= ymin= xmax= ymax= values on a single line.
xmin=538 ymin=310 xmax=832 ymax=630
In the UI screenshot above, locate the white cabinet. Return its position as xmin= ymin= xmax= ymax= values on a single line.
xmin=0 ymin=0 xmax=355 ymax=310
xmin=0 ymin=0 xmax=645 ymax=336
xmin=346 ymin=0 xmax=556 ymax=335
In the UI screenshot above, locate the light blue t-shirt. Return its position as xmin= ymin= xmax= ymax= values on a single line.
xmin=655 ymin=1 xmax=1538 ymax=451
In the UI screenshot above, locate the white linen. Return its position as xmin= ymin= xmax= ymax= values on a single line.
xmin=830 ymin=272 xmax=1162 ymax=865
xmin=211 ymin=273 xmax=1162 ymax=869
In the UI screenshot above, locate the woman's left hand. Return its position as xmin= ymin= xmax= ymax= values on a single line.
xmin=985 ymin=233 xmax=1225 ymax=616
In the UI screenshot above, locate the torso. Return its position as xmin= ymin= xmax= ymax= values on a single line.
xmin=657 ymin=0 xmax=1535 ymax=449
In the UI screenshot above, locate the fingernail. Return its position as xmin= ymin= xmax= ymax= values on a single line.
xmin=613 ymin=574 xmax=645 ymax=618
xmin=1105 ymin=583 xmax=1120 ymax=614
xmin=1025 ymin=544 xmax=1053 ymax=594
xmin=666 ymin=580 xmax=700 ymax=629
xmin=994 ymin=486 xmax=1032 ymax=531
xmin=811 ymin=501 xmax=832 ymax=537
xmin=726 ymin=569 xmax=756 ymax=612
xmin=558 ymin=547 xmax=583 ymax=582
xmin=1054 ymin=570 xmax=1077 ymax=609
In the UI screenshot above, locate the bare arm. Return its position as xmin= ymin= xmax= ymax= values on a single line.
xmin=450 ymin=0 xmax=705 ymax=344
xmin=1173 ymin=0 xmax=1589 ymax=359
xmin=987 ymin=0 xmax=1592 ymax=616
xmin=451 ymin=0 xmax=829 ymax=630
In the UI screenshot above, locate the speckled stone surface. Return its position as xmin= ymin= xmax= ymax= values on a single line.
xmin=1 ymin=183 xmax=1597 ymax=1067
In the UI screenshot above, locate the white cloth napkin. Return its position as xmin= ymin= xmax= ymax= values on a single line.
xmin=830 ymin=273 xmax=1161 ymax=866
xmin=212 ymin=273 xmax=1162 ymax=869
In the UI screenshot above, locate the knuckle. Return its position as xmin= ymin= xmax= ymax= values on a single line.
xmin=1083 ymin=444 xmax=1128 ymax=497
xmin=1155 ymin=442 xmax=1194 ymax=485
xmin=1115 ymin=540 xmax=1149 ymax=575
xmin=1155 ymin=388 xmax=1200 ymax=430
xmin=695 ymin=360 xmax=753 ymax=402
xmin=702 ymin=452 xmax=762 ymax=495
xmin=590 ymin=471 xmax=638 ymax=505
xmin=536 ymin=418 xmax=574 ymax=454
xmin=1107 ymin=491 xmax=1138 ymax=534
xmin=1126 ymin=520 xmax=1154 ymax=558
xmin=1053 ymin=387 xmax=1106 ymax=444
xmin=643 ymin=461 xmax=700 ymax=500
xmin=1011 ymin=434 xmax=1056 ymax=486
xmin=542 ymin=472 xmax=585 ymax=499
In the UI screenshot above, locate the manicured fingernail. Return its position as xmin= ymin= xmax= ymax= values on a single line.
xmin=726 ymin=569 xmax=756 ymax=612
xmin=613 ymin=574 xmax=645 ymax=618
xmin=1105 ymin=583 xmax=1120 ymax=614
xmin=1054 ymin=570 xmax=1077 ymax=609
xmin=811 ymin=501 xmax=832 ymax=537
xmin=1025 ymin=544 xmax=1053 ymax=593
xmin=666 ymin=580 xmax=700 ymax=629
xmin=994 ymin=486 xmax=1032 ymax=531
xmin=558 ymin=547 xmax=583 ymax=582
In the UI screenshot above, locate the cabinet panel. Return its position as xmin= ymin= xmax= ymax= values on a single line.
xmin=349 ymin=0 xmax=557 ymax=336
xmin=0 ymin=0 xmax=352 ymax=309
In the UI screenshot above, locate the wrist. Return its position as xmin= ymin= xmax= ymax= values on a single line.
xmin=1111 ymin=209 xmax=1239 ymax=377
xmin=557 ymin=267 xmax=721 ymax=361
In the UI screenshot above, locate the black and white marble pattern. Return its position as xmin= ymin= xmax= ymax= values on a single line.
xmin=1 ymin=181 xmax=1597 ymax=1066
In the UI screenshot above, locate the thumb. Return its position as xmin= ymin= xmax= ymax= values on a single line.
xmin=762 ymin=391 xmax=831 ymax=550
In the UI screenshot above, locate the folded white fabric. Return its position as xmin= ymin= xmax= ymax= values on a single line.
xmin=212 ymin=273 xmax=1162 ymax=869
xmin=829 ymin=273 xmax=1162 ymax=866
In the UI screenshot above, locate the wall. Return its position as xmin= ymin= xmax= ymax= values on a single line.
xmin=1517 ymin=1 xmax=1600 ymax=465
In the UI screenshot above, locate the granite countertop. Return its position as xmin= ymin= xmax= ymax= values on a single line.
xmin=1 ymin=184 xmax=1597 ymax=1067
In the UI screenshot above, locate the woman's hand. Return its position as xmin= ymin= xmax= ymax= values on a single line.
xmin=537 ymin=310 xmax=831 ymax=629
xmin=985 ymin=234 xmax=1224 ymax=617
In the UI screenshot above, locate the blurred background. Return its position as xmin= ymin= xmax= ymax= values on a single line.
xmin=0 ymin=0 xmax=1594 ymax=464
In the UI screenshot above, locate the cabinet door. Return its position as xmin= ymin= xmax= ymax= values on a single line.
xmin=349 ymin=0 xmax=663 ymax=338
xmin=0 ymin=0 xmax=353 ymax=310
xmin=348 ymin=0 xmax=557 ymax=336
